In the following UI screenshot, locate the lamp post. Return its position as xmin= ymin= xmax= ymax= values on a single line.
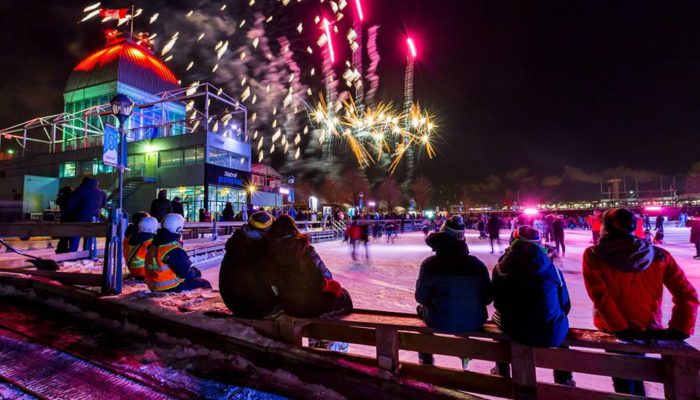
xmin=103 ymin=94 xmax=133 ymax=295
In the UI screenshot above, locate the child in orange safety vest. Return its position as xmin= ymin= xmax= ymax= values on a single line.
xmin=124 ymin=216 xmax=158 ymax=279
xmin=144 ymin=213 xmax=212 ymax=292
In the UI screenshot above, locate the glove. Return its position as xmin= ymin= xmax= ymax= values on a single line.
xmin=646 ymin=329 xmax=689 ymax=341
xmin=322 ymin=278 xmax=342 ymax=297
xmin=613 ymin=329 xmax=640 ymax=341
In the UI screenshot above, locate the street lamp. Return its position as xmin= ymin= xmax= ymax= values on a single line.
xmin=103 ymin=94 xmax=133 ymax=295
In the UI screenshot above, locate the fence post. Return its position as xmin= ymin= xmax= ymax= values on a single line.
xmin=376 ymin=327 xmax=399 ymax=373
xmin=278 ymin=316 xmax=303 ymax=346
xmin=663 ymin=355 xmax=700 ymax=400
xmin=211 ymin=214 xmax=218 ymax=241
xmin=510 ymin=342 xmax=537 ymax=400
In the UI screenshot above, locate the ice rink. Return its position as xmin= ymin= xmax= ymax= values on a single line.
xmin=203 ymin=227 xmax=700 ymax=397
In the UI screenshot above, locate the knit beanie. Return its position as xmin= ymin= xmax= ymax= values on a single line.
xmin=513 ymin=225 xmax=541 ymax=243
xmin=249 ymin=211 xmax=274 ymax=231
xmin=440 ymin=215 xmax=466 ymax=241
xmin=602 ymin=208 xmax=637 ymax=235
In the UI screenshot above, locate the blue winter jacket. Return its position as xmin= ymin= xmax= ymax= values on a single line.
xmin=492 ymin=239 xmax=571 ymax=347
xmin=415 ymin=232 xmax=492 ymax=334
xmin=66 ymin=178 xmax=106 ymax=222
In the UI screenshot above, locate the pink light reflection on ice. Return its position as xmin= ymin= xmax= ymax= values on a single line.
xmin=523 ymin=208 xmax=539 ymax=216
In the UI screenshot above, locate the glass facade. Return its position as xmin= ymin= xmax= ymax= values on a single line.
xmin=158 ymin=186 xmax=205 ymax=222
xmin=159 ymin=146 xmax=205 ymax=167
xmin=59 ymin=160 xmax=113 ymax=178
xmin=208 ymin=147 xmax=248 ymax=169
xmin=208 ymin=185 xmax=246 ymax=217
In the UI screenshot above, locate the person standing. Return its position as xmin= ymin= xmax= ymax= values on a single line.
xmin=552 ymin=215 xmax=566 ymax=256
xmin=655 ymin=214 xmax=665 ymax=232
xmin=589 ymin=211 xmax=602 ymax=245
xmin=171 ymin=196 xmax=184 ymax=217
xmin=583 ymin=208 xmax=698 ymax=396
xmin=415 ymin=215 xmax=492 ymax=367
xmin=689 ymin=213 xmax=700 ymax=260
xmin=150 ymin=189 xmax=173 ymax=222
xmin=222 ymin=202 xmax=235 ymax=221
xmin=643 ymin=214 xmax=652 ymax=231
xmin=65 ymin=177 xmax=106 ymax=252
xmin=55 ymin=186 xmax=73 ymax=254
xmin=487 ymin=214 xmax=502 ymax=253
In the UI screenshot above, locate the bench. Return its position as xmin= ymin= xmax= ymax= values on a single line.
xmin=248 ymin=309 xmax=700 ymax=400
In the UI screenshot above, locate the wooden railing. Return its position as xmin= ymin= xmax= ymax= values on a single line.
xmin=254 ymin=309 xmax=700 ymax=400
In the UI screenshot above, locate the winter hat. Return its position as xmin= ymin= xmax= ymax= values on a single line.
xmin=513 ymin=226 xmax=541 ymax=243
xmin=249 ymin=211 xmax=274 ymax=231
xmin=602 ymin=208 xmax=637 ymax=236
xmin=440 ymin=215 xmax=466 ymax=240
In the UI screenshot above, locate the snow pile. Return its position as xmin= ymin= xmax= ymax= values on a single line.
xmin=59 ymin=258 xmax=104 ymax=273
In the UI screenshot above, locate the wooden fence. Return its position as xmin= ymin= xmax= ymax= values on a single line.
xmin=249 ymin=309 xmax=700 ymax=400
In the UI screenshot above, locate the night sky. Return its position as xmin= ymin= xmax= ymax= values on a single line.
xmin=2 ymin=1 xmax=700 ymax=203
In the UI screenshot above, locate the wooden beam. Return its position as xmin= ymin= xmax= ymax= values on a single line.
xmin=376 ymin=327 xmax=399 ymax=373
xmin=536 ymin=382 xmax=650 ymax=400
xmin=400 ymin=363 xmax=513 ymax=398
xmin=399 ymin=332 xmax=511 ymax=363
xmin=0 ymin=250 xmax=93 ymax=268
xmin=303 ymin=323 xmax=376 ymax=346
xmin=536 ymin=347 xmax=665 ymax=382
xmin=663 ymin=355 xmax=700 ymax=400
xmin=510 ymin=342 xmax=537 ymax=400
xmin=0 ymin=222 xmax=107 ymax=238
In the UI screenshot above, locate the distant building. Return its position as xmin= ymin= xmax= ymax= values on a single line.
xmin=250 ymin=163 xmax=289 ymax=210
xmin=0 ymin=31 xmax=250 ymax=222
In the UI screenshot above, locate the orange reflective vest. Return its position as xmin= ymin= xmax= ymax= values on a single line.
xmin=125 ymin=238 xmax=152 ymax=278
xmin=144 ymin=242 xmax=185 ymax=291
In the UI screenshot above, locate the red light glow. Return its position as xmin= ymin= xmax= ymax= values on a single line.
xmin=323 ymin=18 xmax=336 ymax=64
xmin=73 ymin=42 xmax=178 ymax=85
xmin=354 ymin=0 xmax=364 ymax=22
xmin=407 ymin=37 xmax=417 ymax=59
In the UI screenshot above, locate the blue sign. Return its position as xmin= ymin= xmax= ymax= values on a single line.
xmin=103 ymin=125 xmax=119 ymax=167
xmin=205 ymin=164 xmax=251 ymax=188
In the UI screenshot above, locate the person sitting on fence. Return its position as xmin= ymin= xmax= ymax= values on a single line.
xmin=265 ymin=215 xmax=353 ymax=318
xmin=144 ymin=214 xmax=212 ymax=292
xmin=491 ymin=226 xmax=574 ymax=386
xmin=219 ymin=211 xmax=280 ymax=319
xmin=583 ymin=207 xmax=698 ymax=396
xmin=124 ymin=215 xmax=157 ymax=280
xmin=415 ymin=215 xmax=492 ymax=367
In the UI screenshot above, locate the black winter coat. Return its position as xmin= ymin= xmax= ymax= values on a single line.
xmin=492 ymin=239 xmax=571 ymax=347
xmin=219 ymin=225 xmax=279 ymax=319
xmin=415 ymin=232 xmax=492 ymax=334
xmin=150 ymin=198 xmax=173 ymax=222
xmin=65 ymin=178 xmax=106 ymax=222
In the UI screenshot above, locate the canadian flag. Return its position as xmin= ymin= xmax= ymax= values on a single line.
xmin=99 ymin=8 xmax=129 ymax=19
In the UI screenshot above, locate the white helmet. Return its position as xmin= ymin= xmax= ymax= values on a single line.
xmin=162 ymin=213 xmax=185 ymax=235
xmin=138 ymin=216 xmax=159 ymax=234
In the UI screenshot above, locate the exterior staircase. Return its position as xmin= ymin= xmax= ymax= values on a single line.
xmin=106 ymin=176 xmax=156 ymax=206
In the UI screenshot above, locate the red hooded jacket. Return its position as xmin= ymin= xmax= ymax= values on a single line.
xmin=583 ymin=237 xmax=698 ymax=336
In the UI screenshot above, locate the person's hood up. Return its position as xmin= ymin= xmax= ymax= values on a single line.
xmin=425 ymin=232 xmax=469 ymax=255
xmin=153 ymin=228 xmax=181 ymax=246
xmin=496 ymin=239 xmax=550 ymax=276
xmin=593 ymin=234 xmax=655 ymax=272
xmin=158 ymin=190 xmax=168 ymax=200
xmin=267 ymin=215 xmax=299 ymax=239
xmin=81 ymin=178 xmax=98 ymax=190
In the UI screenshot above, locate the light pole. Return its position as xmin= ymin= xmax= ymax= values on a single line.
xmin=103 ymin=94 xmax=133 ymax=295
